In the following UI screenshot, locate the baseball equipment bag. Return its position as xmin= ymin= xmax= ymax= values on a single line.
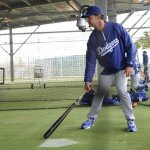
xmin=129 ymin=89 xmax=149 ymax=102
xmin=80 ymin=90 xmax=96 ymax=106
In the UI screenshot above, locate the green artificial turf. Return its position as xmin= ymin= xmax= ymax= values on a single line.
xmin=0 ymin=105 xmax=150 ymax=150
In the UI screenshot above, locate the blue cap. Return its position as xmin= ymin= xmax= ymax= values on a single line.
xmin=82 ymin=6 xmax=103 ymax=18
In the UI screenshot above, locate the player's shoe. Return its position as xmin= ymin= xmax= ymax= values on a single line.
xmin=81 ymin=117 xmax=95 ymax=129
xmin=127 ymin=120 xmax=137 ymax=132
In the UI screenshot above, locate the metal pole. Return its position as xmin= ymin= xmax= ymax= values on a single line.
xmin=9 ymin=27 xmax=14 ymax=81
xmin=107 ymin=0 xmax=117 ymax=22
xmin=95 ymin=0 xmax=108 ymax=21
xmin=95 ymin=0 xmax=108 ymax=83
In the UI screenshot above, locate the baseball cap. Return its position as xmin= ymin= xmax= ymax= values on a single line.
xmin=82 ymin=6 xmax=103 ymax=18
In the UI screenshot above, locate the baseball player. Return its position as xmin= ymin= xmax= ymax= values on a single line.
xmin=81 ymin=5 xmax=137 ymax=132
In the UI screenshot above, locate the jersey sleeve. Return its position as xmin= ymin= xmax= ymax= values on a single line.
xmin=120 ymin=25 xmax=137 ymax=67
xmin=84 ymin=37 xmax=97 ymax=83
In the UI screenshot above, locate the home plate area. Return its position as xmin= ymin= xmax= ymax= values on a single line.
xmin=39 ymin=139 xmax=78 ymax=148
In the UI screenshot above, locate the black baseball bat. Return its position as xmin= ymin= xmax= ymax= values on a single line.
xmin=43 ymin=91 xmax=86 ymax=139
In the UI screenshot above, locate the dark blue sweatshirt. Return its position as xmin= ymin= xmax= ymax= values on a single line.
xmin=143 ymin=53 xmax=149 ymax=66
xmin=84 ymin=22 xmax=137 ymax=82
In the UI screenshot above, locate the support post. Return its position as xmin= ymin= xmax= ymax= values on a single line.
xmin=9 ymin=27 xmax=14 ymax=81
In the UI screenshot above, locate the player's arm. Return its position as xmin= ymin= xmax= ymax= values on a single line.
xmin=120 ymin=25 xmax=137 ymax=77
xmin=84 ymin=39 xmax=96 ymax=91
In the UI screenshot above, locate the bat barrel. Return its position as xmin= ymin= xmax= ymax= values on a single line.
xmin=43 ymin=91 xmax=86 ymax=139
xmin=43 ymin=102 xmax=76 ymax=139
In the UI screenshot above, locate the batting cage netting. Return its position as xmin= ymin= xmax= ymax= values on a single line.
xmin=0 ymin=26 xmax=100 ymax=110
xmin=0 ymin=55 xmax=100 ymax=110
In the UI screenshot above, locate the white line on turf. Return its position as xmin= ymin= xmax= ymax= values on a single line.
xmin=39 ymin=139 xmax=78 ymax=148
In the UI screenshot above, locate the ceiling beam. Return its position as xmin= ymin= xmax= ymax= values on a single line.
xmin=67 ymin=0 xmax=81 ymax=10
xmin=0 ymin=0 xmax=11 ymax=8
xmin=131 ymin=16 xmax=150 ymax=37
xmin=0 ymin=11 xmax=78 ymax=19
xmin=121 ymin=11 xmax=134 ymax=25
xmin=22 ymin=0 xmax=31 ymax=6
xmin=0 ymin=0 xmax=69 ymax=11
xmin=128 ymin=10 xmax=149 ymax=32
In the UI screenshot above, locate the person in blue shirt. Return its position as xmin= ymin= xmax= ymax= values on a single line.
xmin=81 ymin=5 xmax=137 ymax=132
xmin=143 ymin=51 xmax=149 ymax=67
xmin=143 ymin=51 xmax=149 ymax=82
xmin=130 ymin=57 xmax=143 ymax=90
xmin=130 ymin=57 xmax=148 ymax=91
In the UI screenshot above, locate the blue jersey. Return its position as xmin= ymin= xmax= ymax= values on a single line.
xmin=84 ymin=22 xmax=137 ymax=82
